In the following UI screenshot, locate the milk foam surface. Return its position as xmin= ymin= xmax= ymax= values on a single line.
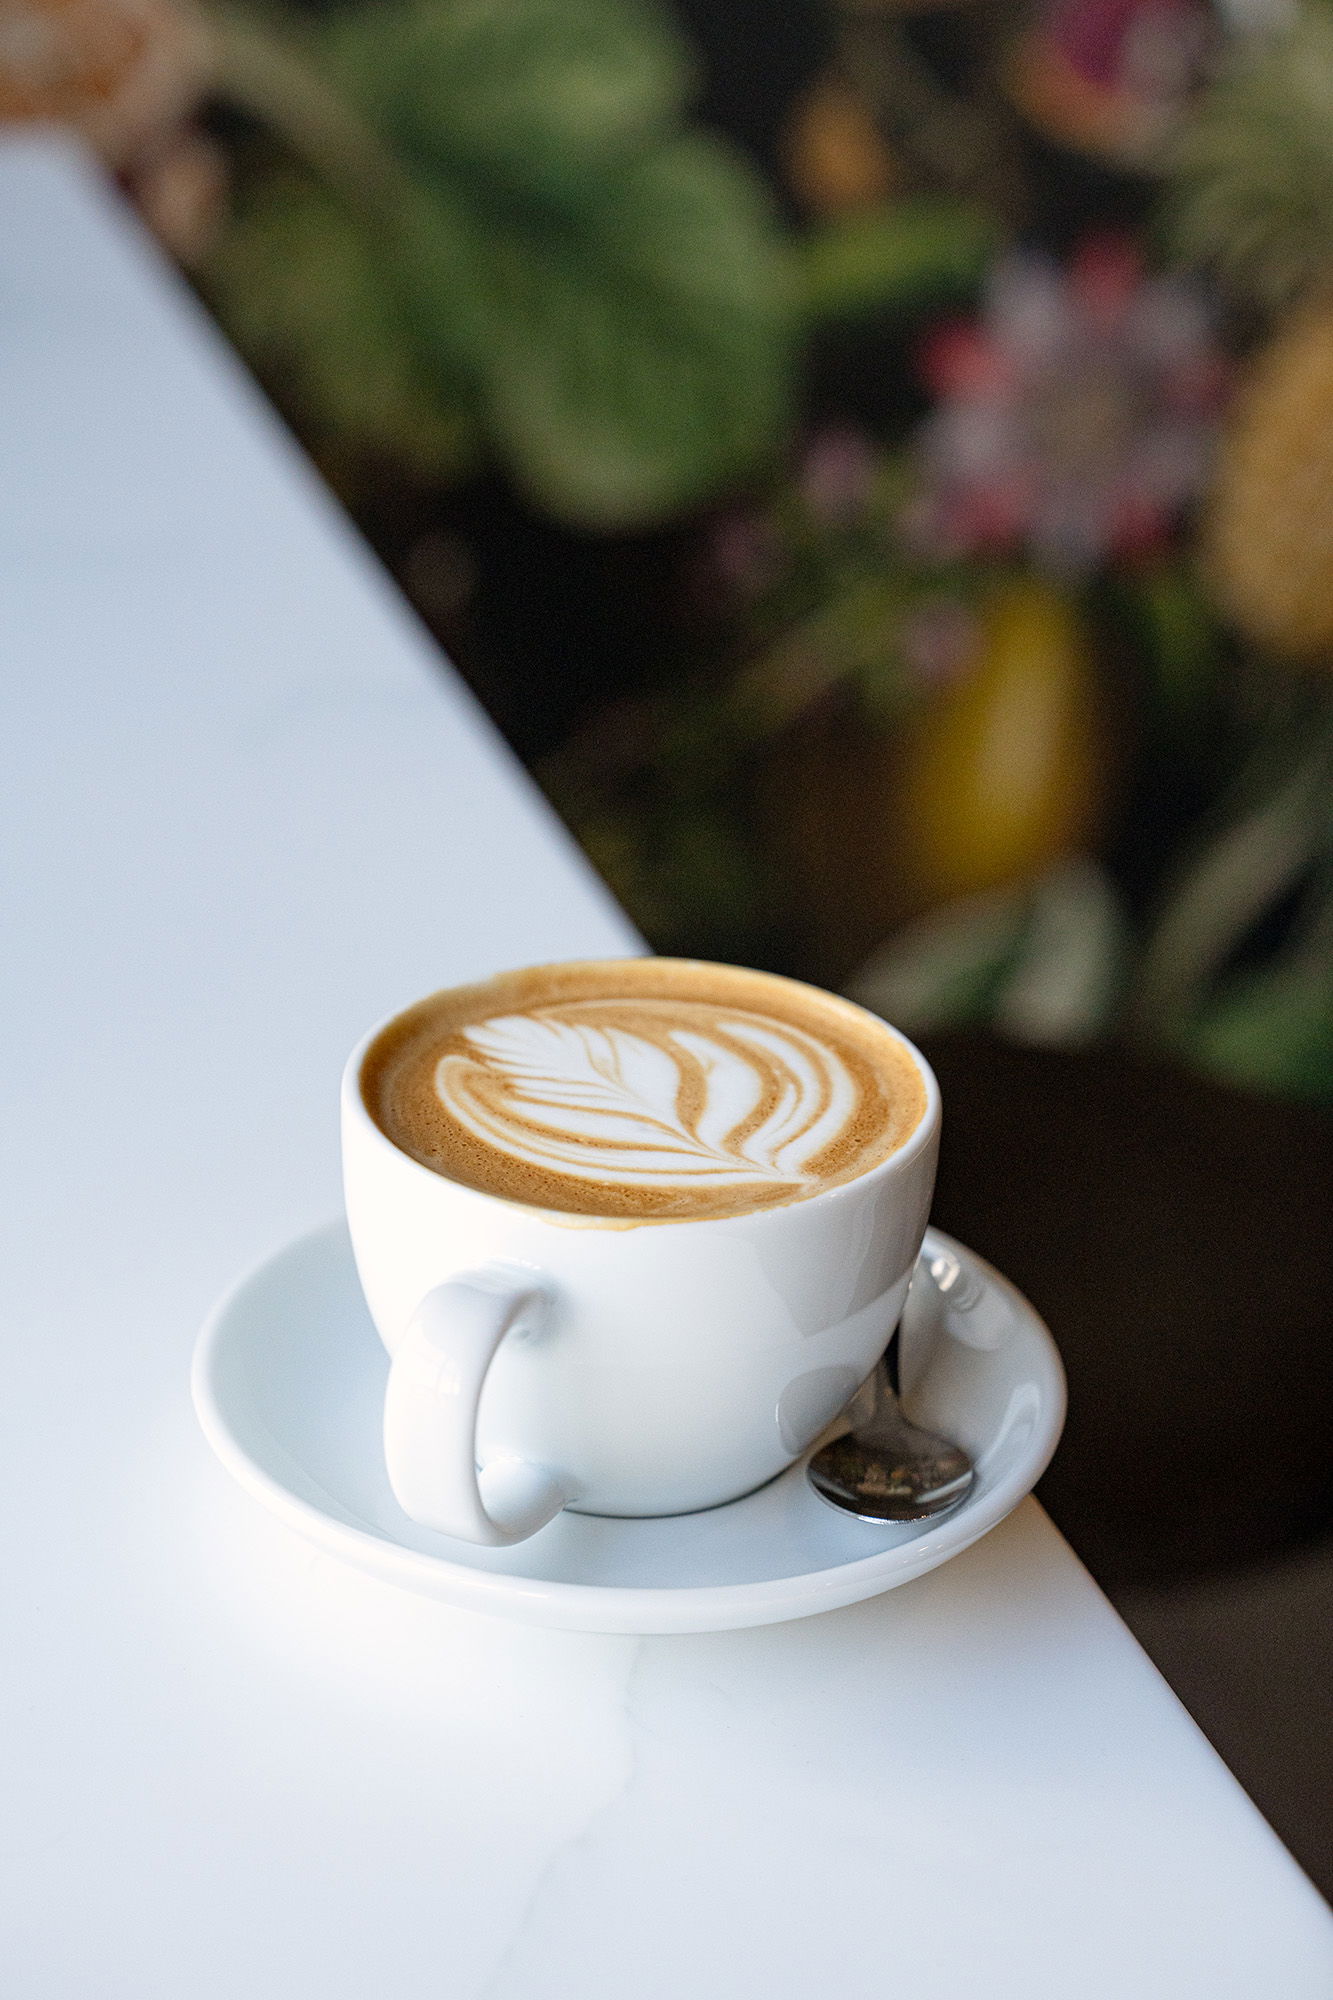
xmin=361 ymin=960 xmax=927 ymax=1220
xmin=437 ymin=1001 xmax=860 ymax=1194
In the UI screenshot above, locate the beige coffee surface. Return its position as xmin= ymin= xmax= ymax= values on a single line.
xmin=361 ymin=959 xmax=926 ymax=1220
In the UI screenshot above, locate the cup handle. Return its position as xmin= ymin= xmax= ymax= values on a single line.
xmin=383 ymin=1268 xmax=574 ymax=1546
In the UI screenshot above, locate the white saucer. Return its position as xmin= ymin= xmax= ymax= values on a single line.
xmin=192 ymin=1222 xmax=1065 ymax=1635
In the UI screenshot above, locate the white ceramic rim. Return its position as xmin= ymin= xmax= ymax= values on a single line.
xmin=191 ymin=1224 xmax=1066 ymax=1635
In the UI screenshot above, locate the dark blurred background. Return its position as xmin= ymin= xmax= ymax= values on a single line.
xmin=8 ymin=0 xmax=1331 ymax=1891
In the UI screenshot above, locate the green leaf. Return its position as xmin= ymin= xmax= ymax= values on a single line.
xmin=482 ymin=134 xmax=793 ymax=525
xmin=845 ymin=884 xmax=1029 ymax=1033
xmin=1133 ymin=743 xmax=1333 ymax=1033
xmin=319 ymin=0 xmax=794 ymax=526
xmin=1122 ymin=563 xmax=1222 ymax=727
xmin=390 ymin=132 xmax=795 ymax=527
xmin=847 ymin=860 xmax=1126 ymax=1044
xmin=208 ymin=0 xmax=794 ymax=526
xmin=327 ymin=0 xmax=693 ymax=189
xmin=736 ymin=571 xmax=915 ymax=733
xmin=204 ymin=170 xmax=477 ymax=481
xmin=1179 ymin=904 xmax=1333 ymax=1103
xmin=798 ymin=198 xmax=995 ymax=327
xmin=1166 ymin=9 xmax=1333 ymax=314
xmin=993 ymin=858 xmax=1126 ymax=1046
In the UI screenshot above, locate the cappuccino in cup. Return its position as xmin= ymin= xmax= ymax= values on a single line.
xmin=360 ymin=958 xmax=927 ymax=1222
xmin=343 ymin=959 xmax=939 ymax=1545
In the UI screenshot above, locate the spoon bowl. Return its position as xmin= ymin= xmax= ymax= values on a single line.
xmin=807 ymin=1387 xmax=975 ymax=1521
xmin=806 ymin=1251 xmax=979 ymax=1521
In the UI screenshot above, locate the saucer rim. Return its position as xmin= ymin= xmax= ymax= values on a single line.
xmin=192 ymin=1222 xmax=1066 ymax=1634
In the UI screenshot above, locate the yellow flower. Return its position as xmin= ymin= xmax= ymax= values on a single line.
xmin=891 ymin=577 xmax=1105 ymax=905
xmin=783 ymin=76 xmax=895 ymax=217
xmin=1208 ymin=303 xmax=1333 ymax=662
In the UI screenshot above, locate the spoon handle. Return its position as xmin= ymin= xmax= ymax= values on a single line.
xmin=804 ymin=1246 xmax=981 ymax=1523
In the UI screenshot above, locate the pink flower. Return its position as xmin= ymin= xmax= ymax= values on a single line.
xmin=1008 ymin=0 xmax=1213 ymax=164
xmin=907 ymin=239 xmax=1227 ymax=576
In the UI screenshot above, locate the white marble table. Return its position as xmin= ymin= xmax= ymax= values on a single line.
xmin=2 ymin=132 xmax=1330 ymax=1996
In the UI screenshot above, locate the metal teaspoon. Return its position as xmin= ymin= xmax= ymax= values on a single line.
xmin=807 ymin=1251 xmax=979 ymax=1522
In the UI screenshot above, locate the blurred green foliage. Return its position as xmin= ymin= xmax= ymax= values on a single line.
xmin=209 ymin=165 xmax=478 ymax=480
xmin=1168 ymin=5 xmax=1333 ymax=316
xmin=798 ymin=196 xmax=996 ymax=324
xmin=195 ymin=0 xmax=1333 ymax=1106
xmin=206 ymin=0 xmax=796 ymax=527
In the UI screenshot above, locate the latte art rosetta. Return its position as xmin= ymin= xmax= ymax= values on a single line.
xmin=362 ymin=960 xmax=927 ymax=1219
xmin=434 ymin=1002 xmax=862 ymax=1193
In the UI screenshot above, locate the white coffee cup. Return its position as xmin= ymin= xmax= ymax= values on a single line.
xmin=342 ymin=968 xmax=940 ymax=1546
